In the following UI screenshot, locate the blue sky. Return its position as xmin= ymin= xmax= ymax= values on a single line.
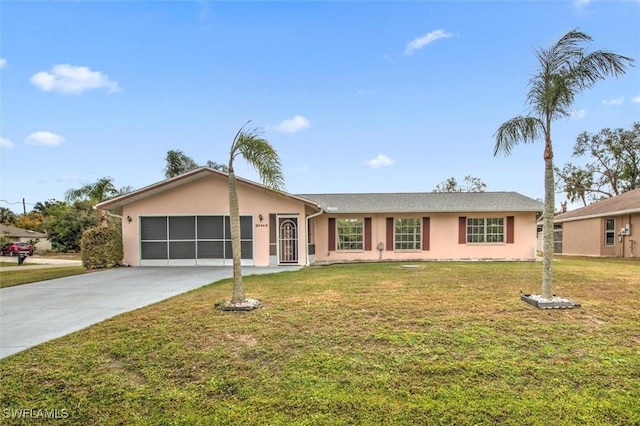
xmin=1 ymin=0 xmax=639 ymax=214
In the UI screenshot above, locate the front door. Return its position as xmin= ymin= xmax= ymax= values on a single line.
xmin=278 ymin=216 xmax=299 ymax=264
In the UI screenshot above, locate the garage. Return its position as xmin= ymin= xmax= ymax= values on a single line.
xmin=139 ymin=215 xmax=253 ymax=266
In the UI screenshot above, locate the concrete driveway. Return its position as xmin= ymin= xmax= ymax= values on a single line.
xmin=0 ymin=266 xmax=300 ymax=359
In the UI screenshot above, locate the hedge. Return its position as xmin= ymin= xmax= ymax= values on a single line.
xmin=80 ymin=226 xmax=124 ymax=270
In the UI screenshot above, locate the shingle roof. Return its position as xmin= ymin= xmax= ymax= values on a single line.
xmin=0 ymin=224 xmax=47 ymax=238
xmin=553 ymin=188 xmax=640 ymax=223
xmin=296 ymin=192 xmax=543 ymax=214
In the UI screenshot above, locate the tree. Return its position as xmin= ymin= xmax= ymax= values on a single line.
xmin=494 ymin=29 xmax=633 ymax=299
xmin=556 ymin=122 xmax=640 ymax=205
xmin=164 ymin=150 xmax=200 ymax=178
xmin=65 ymin=177 xmax=122 ymax=228
xmin=164 ymin=150 xmax=229 ymax=179
xmin=227 ymin=122 xmax=284 ymax=305
xmin=206 ymin=160 xmax=229 ymax=173
xmin=0 ymin=207 xmax=17 ymax=224
xmin=14 ymin=212 xmax=45 ymax=233
xmin=434 ymin=175 xmax=487 ymax=193
xmin=65 ymin=177 xmax=119 ymax=203
xmin=43 ymin=201 xmax=101 ymax=252
xmin=117 ymin=185 xmax=135 ymax=196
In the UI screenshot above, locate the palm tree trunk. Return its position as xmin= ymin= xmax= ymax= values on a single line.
xmin=228 ymin=168 xmax=245 ymax=304
xmin=542 ymin=139 xmax=555 ymax=299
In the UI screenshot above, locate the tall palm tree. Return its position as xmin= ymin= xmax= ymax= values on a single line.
xmin=494 ymin=29 xmax=633 ymax=299
xmin=227 ymin=122 xmax=284 ymax=304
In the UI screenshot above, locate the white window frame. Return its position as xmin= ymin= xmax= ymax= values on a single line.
xmin=336 ymin=218 xmax=364 ymax=251
xmin=394 ymin=218 xmax=421 ymax=251
xmin=467 ymin=217 xmax=505 ymax=244
xmin=605 ymin=218 xmax=615 ymax=246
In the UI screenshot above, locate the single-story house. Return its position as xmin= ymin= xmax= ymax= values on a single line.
xmin=96 ymin=167 xmax=544 ymax=267
xmin=0 ymin=224 xmax=51 ymax=252
xmin=553 ymin=188 xmax=640 ymax=258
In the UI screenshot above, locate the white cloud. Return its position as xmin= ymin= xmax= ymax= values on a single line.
xmin=0 ymin=58 xmax=6 ymax=70
xmin=25 ymin=131 xmax=65 ymax=146
xmin=404 ymin=29 xmax=453 ymax=55
xmin=30 ymin=64 xmax=120 ymax=94
xmin=570 ymin=109 xmax=587 ymax=119
xmin=602 ymin=97 xmax=624 ymax=106
xmin=631 ymin=96 xmax=640 ymax=104
xmin=0 ymin=137 xmax=15 ymax=149
xmin=364 ymin=154 xmax=395 ymax=168
xmin=275 ymin=115 xmax=310 ymax=133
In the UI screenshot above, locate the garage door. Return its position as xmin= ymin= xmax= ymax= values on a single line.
xmin=140 ymin=215 xmax=253 ymax=266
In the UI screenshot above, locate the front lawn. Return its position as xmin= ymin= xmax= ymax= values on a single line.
xmin=1 ymin=259 xmax=638 ymax=425
xmin=0 ymin=267 xmax=88 ymax=288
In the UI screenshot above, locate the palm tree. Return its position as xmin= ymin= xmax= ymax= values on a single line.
xmin=227 ymin=122 xmax=284 ymax=305
xmin=65 ymin=177 xmax=119 ymax=203
xmin=65 ymin=177 xmax=120 ymax=227
xmin=494 ymin=29 xmax=633 ymax=299
xmin=0 ymin=207 xmax=17 ymax=224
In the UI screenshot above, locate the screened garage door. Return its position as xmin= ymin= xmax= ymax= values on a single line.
xmin=140 ymin=215 xmax=253 ymax=266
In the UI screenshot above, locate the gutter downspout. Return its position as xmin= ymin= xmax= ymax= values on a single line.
xmin=306 ymin=206 xmax=325 ymax=266
xmin=93 ymin=206 xmax=123 ymax=227
xmin=93 ymin=206 xmax=124 ymax=220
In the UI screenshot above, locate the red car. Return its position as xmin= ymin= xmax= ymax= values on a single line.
xmin=1 ymin=242 xmax=34 ymax=256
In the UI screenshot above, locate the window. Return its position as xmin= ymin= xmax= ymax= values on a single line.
xmin=337 ymin=218 xmax=363 ymax=250
xmin=605 ymin=218 xmax=615 ymax=246
xmin=467 ymin=218 xmax=504 ymax=243
xmin=395 ymin=218 xmax=421 ymax=250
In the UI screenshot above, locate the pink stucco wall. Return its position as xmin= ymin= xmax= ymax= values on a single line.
xmin=311 ymin=212 xmax=538 ymax=262
xmin=117 ymin=172 xmax=541 ymax=266
xmin=120 ymin=175 xmax=309 ymax=266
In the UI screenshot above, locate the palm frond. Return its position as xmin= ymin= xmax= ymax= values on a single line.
xmin=230 ymin=125 xmax=285 ymax=192
xmin=493 ymin=116 xmax=543 ymax=156
xmin=570 ymin=50 xmax=634 ymax=92
xmin=529 ymin=29 xmax=634 ymax=119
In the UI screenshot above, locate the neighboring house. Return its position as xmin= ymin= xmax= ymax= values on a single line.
xmin=96 ymin=167 xmax=544 ymax=267
xmin=0 ymin=224 xmax=51 ymax=253
xmin=553 ymin=188 xmax=640 ymax=258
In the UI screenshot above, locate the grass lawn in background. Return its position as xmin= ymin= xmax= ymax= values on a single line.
xmin=1 ymin=259 xmax=638 ymax=425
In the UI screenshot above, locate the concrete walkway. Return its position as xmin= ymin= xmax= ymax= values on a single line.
xmin=0 ymin=266 xmax=300 ymax=359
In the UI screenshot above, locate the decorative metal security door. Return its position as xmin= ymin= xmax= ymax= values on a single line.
xmin=278 ymin=217 xmax=299 ymax=264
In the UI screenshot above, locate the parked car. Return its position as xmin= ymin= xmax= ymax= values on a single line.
xmin=1 ymin=242 xmax=34 ymax=256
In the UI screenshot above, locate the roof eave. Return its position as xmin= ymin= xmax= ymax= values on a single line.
xmin=554 ymin=208 xmax=640 ymax=223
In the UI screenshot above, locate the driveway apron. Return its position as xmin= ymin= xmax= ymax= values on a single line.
xmin=0 ymin=266 xmax=300 ymax=359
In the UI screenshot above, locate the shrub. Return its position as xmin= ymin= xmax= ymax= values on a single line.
xmin=80 ymin=225 xmax=123 ymax=270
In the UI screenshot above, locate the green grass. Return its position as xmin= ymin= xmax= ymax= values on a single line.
xmin=0 ymin=266 xmax=88 ymax=288
xmin=1 ymin=259 xmax=638 ymax=425
xmin=0 ymin=261 xmax=40 ymax=268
